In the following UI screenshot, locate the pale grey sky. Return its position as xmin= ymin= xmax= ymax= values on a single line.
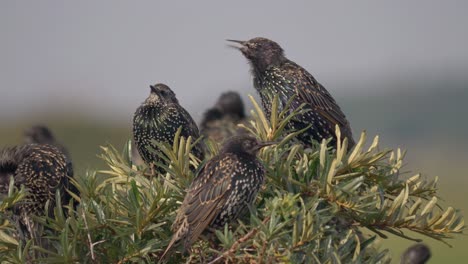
xmin=1 ymin=1 xmax=467 ymax=122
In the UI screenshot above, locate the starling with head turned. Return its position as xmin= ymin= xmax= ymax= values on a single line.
xmin=161 ymin=135 xmax=273 ymax=259
xmin=400 ymin=244 xmax=431 ymax=264
xmin=229 ymin=37 xmax=355 ymax=149
xmin=133 ymin=83 xmax=204 ymax=172
xmin=200 ymin=91 xmax=248 ymax=143
xmin=0 ymin=144 xmax=73 ymax=240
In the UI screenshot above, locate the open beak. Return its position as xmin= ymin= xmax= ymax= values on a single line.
xmin=226 ymin=39 xmax=247 ymax=51
xmin=226 ymin=39 xmax=246 ymax=45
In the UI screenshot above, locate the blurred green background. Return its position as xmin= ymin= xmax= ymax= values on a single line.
xmin=1 ymin=1 xmax=467 ymax=262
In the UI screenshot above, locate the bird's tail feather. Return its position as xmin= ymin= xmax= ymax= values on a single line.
xmin=159 ymin=218 xmax=191 ymax=263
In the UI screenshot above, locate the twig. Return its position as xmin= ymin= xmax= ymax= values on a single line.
xmin=208 ymin=217 xmax=270 ymax=264
xmin=82 ymin=209 xmax=96 ymax=261
xmin=258 ymin=239 xmax=267 ymax=264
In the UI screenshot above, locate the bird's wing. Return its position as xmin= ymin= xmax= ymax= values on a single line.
xmin=166 ymin=154 xmax=234 ymax=254
xmin=165 ymin=105 xmax=205 ymax=159
xmin=166 ymin=106 xmax=201 ymax=139
xmin=280 ymin=62 xmax=350 ymax=128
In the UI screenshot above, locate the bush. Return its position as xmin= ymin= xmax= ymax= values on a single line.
xmin=0 ymin=96 xmax=464 ymax=263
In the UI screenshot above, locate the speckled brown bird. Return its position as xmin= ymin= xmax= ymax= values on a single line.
xmin=228 ymin=37 xmax=355 ymax=149
xmin=401 ymin=244 xmax=431 ymax=264
xmin=200 ymin=91 xmax=249 ymax=143
xmin=0 ymin=144 xmax=73 ymax=240
xmin=23 ymin=125 xmax=77 ymax=206
xmin=133 ymin=84 xmax=204 ymax=173
xmin=160 ymin=135 xmax=273 ymax=259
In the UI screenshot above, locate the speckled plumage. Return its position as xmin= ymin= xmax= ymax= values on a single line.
xmin=133 ymin=84 xmax=204 ymax=171
xmin=200 ymin=91 xmax=249 ymax=143
xmin=24 ymin=125 xmax=71 ymax=160
xmin=0 ymin=144 xmax=73 ymax=239
xmin=23 ymin=125 xmax=77 ymax=206
xmin=161 ymin=135 xmax=271 ymax=259
xmin=229 ymin=37 xmax=355 ymax=149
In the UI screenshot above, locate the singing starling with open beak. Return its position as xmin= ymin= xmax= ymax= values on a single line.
xmin=0 ymin=144 xmax=73 ymax=242
xmin=200 ymin=91 xmax=249 ymax=143
xmin=160 ymin=135 xmax=274 ymax=260
xmin=133 ymin=83 xmax=204 ymax=173
xmin=228 ymin=37 xmax=355 ymax=149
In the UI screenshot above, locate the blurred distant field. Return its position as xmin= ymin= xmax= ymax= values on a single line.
xmin=0 ymin=84 xmax=467 ymax=263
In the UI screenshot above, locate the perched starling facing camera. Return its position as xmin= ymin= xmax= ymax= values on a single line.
xmin=161 ymin=135 xmax=273 ymax=259
xmin=228 ymin=37 xmax=355 ymax=149
xmin=0 ymin=144 xmax=73 ymax=240
xmin=133 ymin=84 xmax=204 ymax=172
xmin=401 ymin=244 xmax=431 ymax=264
xmin=200 ymin=91 xmax=248 ymax=143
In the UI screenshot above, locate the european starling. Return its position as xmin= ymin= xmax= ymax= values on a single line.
xmin=214 ymin=91 xmax=246 ymax=119
xmin=200 ymin=91 xmax=249 ymax=143
xmin=228 ymin=37 xmax=355 ymax=149
xmin=133 ymin=83 xmax=204 ymax=172
xmin=23 ymin=125 xmax=77 ymax=206
xmin=400 ymin=244 xmax=431 ymax=264
xmin=0 ymin=144 xmax=73 ymax=240
xmin=161 ymin=135 xmax=273 ymax=259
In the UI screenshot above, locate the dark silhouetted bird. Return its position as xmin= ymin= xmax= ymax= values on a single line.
xmin=0 ymin=144 xmax=73 ymax=241
xmin=24 ymin=125 xmax=70 ymax=159
xmin=213 ymin=91 xmax=246 ymax=120
xmin=400 ymin=244 xmax=431 ymax=264
xmin=161 ymin=135 xmax=273 ymax=259
xmin=24 ymin=125 xmax=56 ymax=144
xmin=200 ymin=91 xmax=249 ymax=143
xmin=133 ymin=84 xmax=204 ymax=173
xmin=228 ymin=37 xmax=355 ymax=149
